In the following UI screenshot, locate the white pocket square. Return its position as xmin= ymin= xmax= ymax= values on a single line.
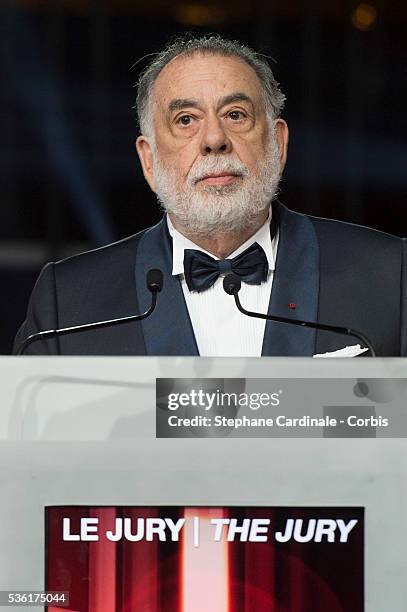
xmin=313 ymin=344 xmax=369 ymax=358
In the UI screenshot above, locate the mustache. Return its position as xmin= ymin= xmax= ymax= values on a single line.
xmin=188 ymin=156 xmax=250 ymax=185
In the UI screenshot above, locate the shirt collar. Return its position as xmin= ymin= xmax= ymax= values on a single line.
xmin=167 ymin=207 xmax=277 ymax=276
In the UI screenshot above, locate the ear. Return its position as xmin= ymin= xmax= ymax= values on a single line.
xmin=135 ymin=135 xmax=156 ymax=192
xmin=274 ymin=118 xmax=289 ymax=174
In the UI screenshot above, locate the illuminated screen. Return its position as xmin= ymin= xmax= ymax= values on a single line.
xmin=46 ymin=506 xmax=364 ymax=612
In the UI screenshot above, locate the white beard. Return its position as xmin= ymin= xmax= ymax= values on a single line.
xmin=152 ymin=131 xmax=281 ymax=238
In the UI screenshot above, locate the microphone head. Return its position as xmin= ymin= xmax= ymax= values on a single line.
xmin=147 ymin=269 xmax=164 ymax=292
xmin=223 ymin=274 xmax=241 ymax=295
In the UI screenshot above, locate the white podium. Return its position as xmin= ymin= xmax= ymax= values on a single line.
xmin=0 ymin=356 xmax=406 ymax=611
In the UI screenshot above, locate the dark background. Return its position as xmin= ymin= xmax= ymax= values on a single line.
xmin=1 ymin=0 xmax=406 ymax=353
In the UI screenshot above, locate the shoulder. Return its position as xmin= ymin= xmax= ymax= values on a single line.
xmin=33 ymin=222 xmax=165 ymax=332
xmin=51 ymin=219 xmax=164 ymax=282
xmin=308 ymin=211 xmax=401 ymax=247
xmin=309 ymin=212 xmax=404 ymax=273
xmin=276 ymin=201 xmax=404 ymax=264
xmin=54 ymin=229 xmax=145 ymax=273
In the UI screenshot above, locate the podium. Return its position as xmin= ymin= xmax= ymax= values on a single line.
xmin=0 ymin=356 xmax=406 ymax=611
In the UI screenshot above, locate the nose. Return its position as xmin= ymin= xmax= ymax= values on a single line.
xmin=199 ymin=115 xmax=232 ymax=156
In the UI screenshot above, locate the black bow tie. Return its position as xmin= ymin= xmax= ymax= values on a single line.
xmin=183 ymin=242 xmax=269 ymax=293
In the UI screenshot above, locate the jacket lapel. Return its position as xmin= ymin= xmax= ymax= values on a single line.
xmin=262 ymin=201 xmax=320 ymax=356
xmin=135 ymin=217 xmax=199 ymax=356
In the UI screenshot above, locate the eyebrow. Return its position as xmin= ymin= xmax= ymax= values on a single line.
xmin=168 ymin=98 xmax=200 ymax=113
xmin=216 ymin=92 xmax=253 ymax=110
xmin=167 ymin=92 xmax=253 ymax=114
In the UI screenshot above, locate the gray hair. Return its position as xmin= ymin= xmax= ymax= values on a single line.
xmin=136 ymin=34 xmax=286 ymax=137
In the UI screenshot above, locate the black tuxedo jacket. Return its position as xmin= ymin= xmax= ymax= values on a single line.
xmin=14 ymin=202 xmax=407 ymax=356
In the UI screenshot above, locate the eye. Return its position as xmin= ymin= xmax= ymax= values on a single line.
xmin=227 ymin=110 xmax=246 ymax=121
xmin=176 ymin=115 xmax=194 ymax=126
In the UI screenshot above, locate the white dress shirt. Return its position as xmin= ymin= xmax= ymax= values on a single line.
xmin=167 ymin=210 xmax=279 ymax=356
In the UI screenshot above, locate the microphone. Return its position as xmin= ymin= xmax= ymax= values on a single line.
xmin=16 ymin=268 xmax=164 ymax=356
xmin=223 ymin=274 xmax=376 ymax=357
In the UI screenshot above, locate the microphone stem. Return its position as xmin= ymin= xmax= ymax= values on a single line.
xmin=16 ymin=290 xmax=158 ymax=356
xmin=233 ymin=293 xmax=376 ymax=357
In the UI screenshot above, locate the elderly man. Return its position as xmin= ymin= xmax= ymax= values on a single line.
xmin=14 ymin=35 xmax=406 ymax=356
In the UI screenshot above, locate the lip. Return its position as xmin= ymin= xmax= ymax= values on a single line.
xmin=198 ymin=173 xmax=240 ymax=186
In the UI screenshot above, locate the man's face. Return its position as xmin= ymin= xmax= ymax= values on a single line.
xmin=136 ymin=53 xmax=288 ymax=236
